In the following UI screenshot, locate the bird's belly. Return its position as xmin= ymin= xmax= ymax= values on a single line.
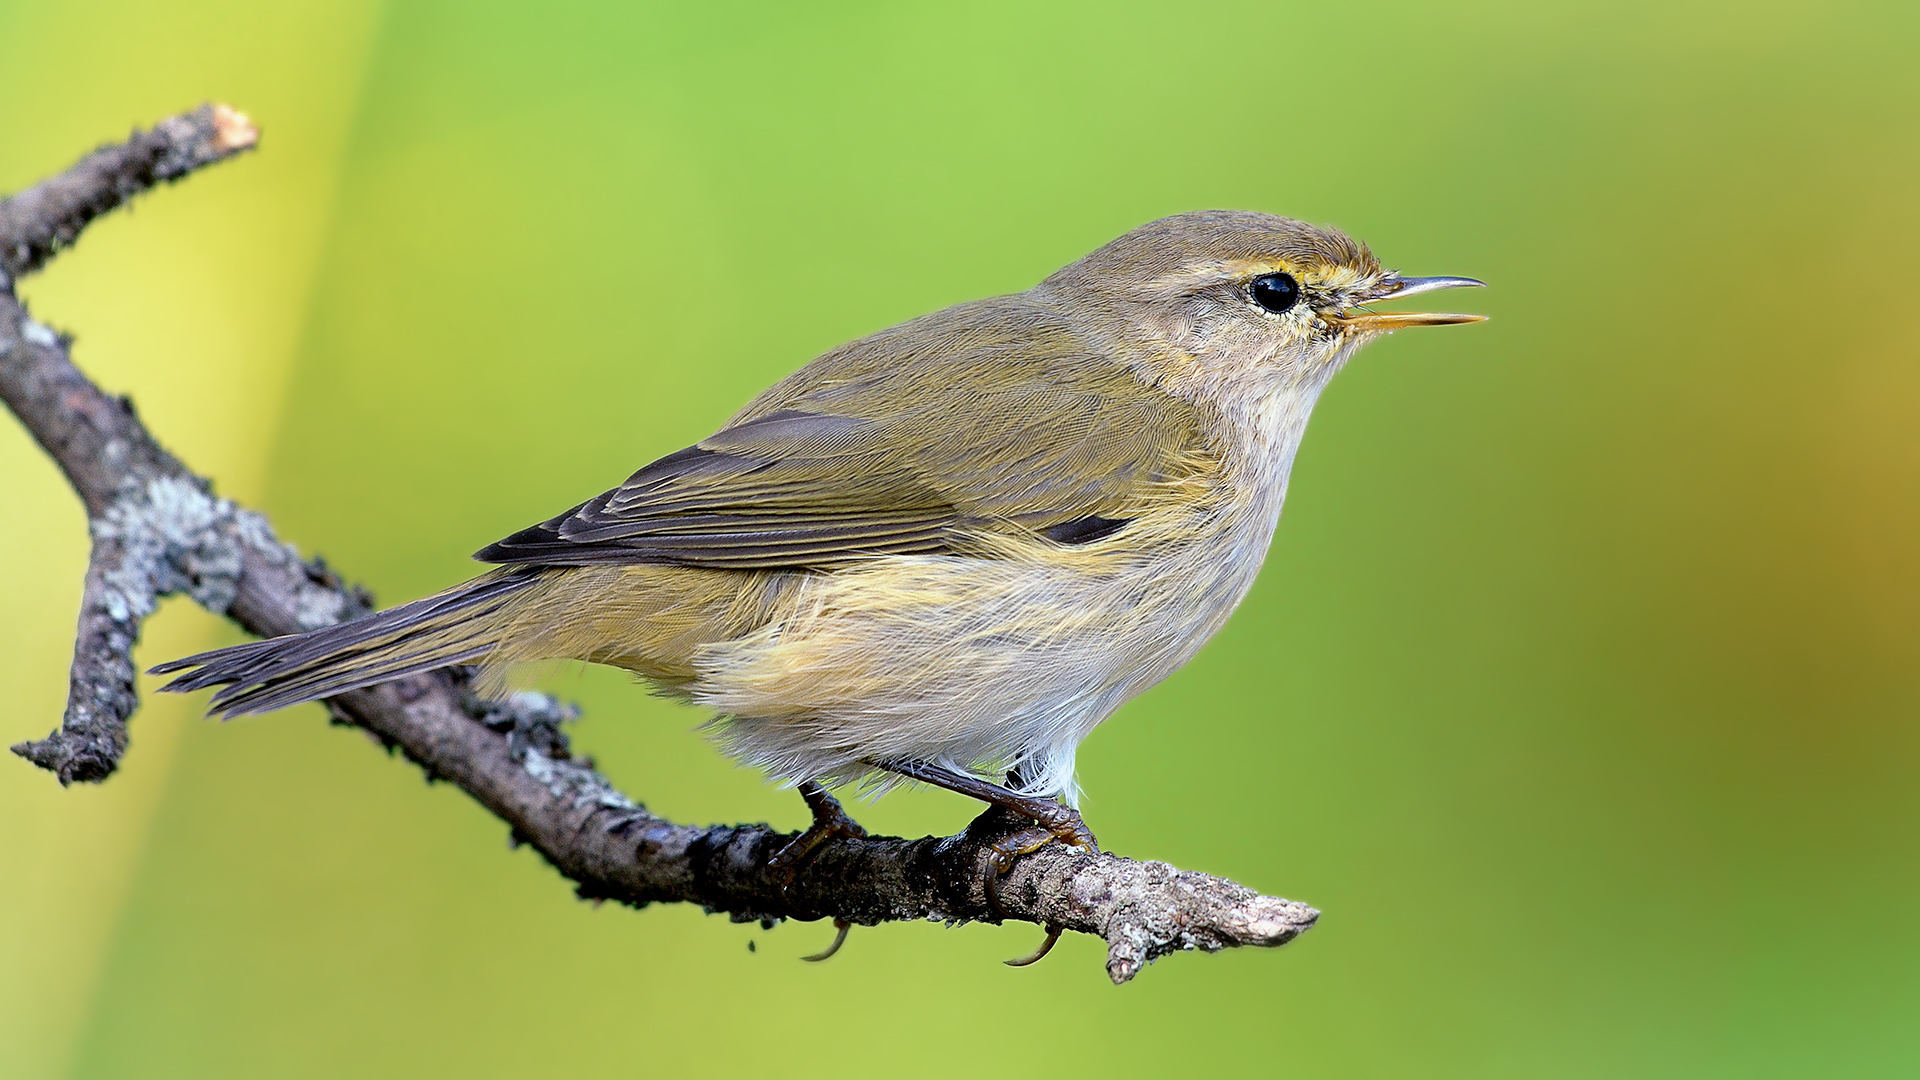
xmin=688 ymin=520 xmax=1270 ymax=797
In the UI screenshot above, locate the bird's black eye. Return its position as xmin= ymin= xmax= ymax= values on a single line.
xmin=1251 ymin=272 xmax=1300 ymax=314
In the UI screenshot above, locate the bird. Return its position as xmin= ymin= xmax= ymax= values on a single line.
xmin=154 ymin=210 xmax=1483 ymax=910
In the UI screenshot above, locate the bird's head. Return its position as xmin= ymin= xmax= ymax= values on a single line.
xmin=1041 ymin=210 xmax=1485 ymax=396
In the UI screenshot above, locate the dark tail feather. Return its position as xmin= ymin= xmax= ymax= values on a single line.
xmin=152 ymin=568 xmax=544 ymax=716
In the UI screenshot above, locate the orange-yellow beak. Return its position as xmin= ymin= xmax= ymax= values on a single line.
xmin=1328 ymin=274 xmax=1487 ymax=331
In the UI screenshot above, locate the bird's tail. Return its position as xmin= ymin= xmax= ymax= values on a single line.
xmin=151 ymin=567 xmax=545 ymax=716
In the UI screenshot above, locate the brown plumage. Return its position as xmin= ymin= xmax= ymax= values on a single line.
xmin=155 ymin=210 xmax=1484 ymax=817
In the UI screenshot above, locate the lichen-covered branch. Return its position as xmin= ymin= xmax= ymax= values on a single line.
xmin=0 ymin=105 xmax=1317 ymax=982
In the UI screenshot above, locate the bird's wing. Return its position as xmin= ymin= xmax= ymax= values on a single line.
xmin=474 ymin=296 xmax=1217 ymax=569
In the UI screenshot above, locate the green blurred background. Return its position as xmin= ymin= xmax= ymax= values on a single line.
xmin=3 ymin=1 xmax=1916 ymax=1075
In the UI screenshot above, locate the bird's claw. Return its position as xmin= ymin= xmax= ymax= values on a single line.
xmin=799 ymin=918 xmax=852 ymax=963
xmin=1004 ymin=925 xmax=1063 ymax=967
xmin=963 ymin=804 xmax=1098 ymax=966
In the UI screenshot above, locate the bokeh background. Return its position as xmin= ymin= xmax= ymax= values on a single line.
xmin=3 ymin=1 xmax=1916 ymax=1076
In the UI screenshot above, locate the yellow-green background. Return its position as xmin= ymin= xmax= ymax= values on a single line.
xmin=3 ymin=1 xmax=1915 ymax=1076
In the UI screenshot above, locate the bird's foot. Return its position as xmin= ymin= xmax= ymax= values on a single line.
xmin=873 ymin=759 xmax=1100 ymax=967
xmin=768 ymin=780 xmax=869 ymax=885
xmin=961 ymin=801 xmax=1095 ymax=967
xmin=976 ymin=808 xmax=1101 ymax=871
xmin=963 ymin=801 xmax=1096 ymax=905
xmin=769 ymin=781 xmax=868 ymax=962
xmin=1015 ymin=797 xmax=1099 ymax=856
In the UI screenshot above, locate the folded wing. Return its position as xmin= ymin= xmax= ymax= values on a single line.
xmin=475 ymin=296 xmax=1214 ymax=570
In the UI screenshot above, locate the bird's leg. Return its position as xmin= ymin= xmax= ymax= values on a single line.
xmin=879 ymin=759 xmax=1099 ymax=855
xmin=767 ymin=780 xmax=869 ymax=883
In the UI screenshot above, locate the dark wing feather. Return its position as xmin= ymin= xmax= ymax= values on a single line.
xmin=474 ymin=295 xmax=1214 ymax=570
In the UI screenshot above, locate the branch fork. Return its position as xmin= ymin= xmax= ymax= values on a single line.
xmin=0 ymin=105 xmax=1317 ymax=982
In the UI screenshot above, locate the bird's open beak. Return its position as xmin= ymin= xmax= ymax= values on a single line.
xmin=1328 ymin=275 xmax=1487 ymax=332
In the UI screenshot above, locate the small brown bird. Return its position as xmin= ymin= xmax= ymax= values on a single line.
xmin=156 ymin=210 xmax=1482 ymax=882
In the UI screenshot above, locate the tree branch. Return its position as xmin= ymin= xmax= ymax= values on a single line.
xmin=1 ymin=104 xmax=258 ymax=282
xmin=0 ymin=106 xmax=1317 ymax=983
